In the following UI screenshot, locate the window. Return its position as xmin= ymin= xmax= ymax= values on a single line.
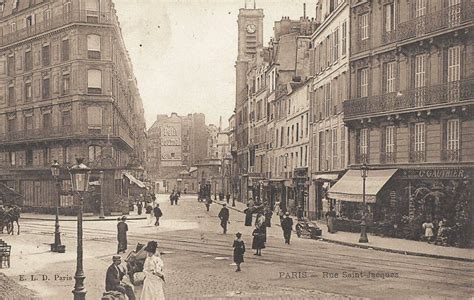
xmin=333 ymin=27 xmax=339 ymax=62
xmin=25 ymin=50 xmax=32 ymax=71
xmin=87 ymin=106 xmax=103 ymax=129
xmin=415 ymin=54 xmax=426 ymax=106
xmin=7 ymin=55 xmax=14 ymax=76
xmin=324 ymin=82 xmax=331 ymax=117
xmin=62 ymin=74 xmax=70 ymax=95
xmin=414 ymin=122 xmax=425 ymax=156
xmin=42 ymin=44 xmax=50 ymax=66
xmin=319 ymin=131 xmax=325 ymax=171
xmin=87 ymin=69 xmax=102 ymax=94
xmin=415 ymin=0 xmax=426 ymax=17
xmin=384 ymin=4 xmax=395 ymax=33
xmin=384 ymin=61 xmax=396 ymax=93
xmin=359 ymin=68 xmax=369 ymax=97
xmin=25 ymin=115 xmax=33 ymax=130
xmin=42 ymin=76 xmax=50 ymax=99
xmin=360 ymin=128 xmax=369 ymax=156
xmin=325 ymin=130 xmax=331 ymax=169
xmin=8 ymin=83 xmax=15 ymax=105
xmin=62 ymin=39 xmax=70 ymax=62
xmin=87 ymin=35 xmax=101 ymax=59
xmin=64 ymin=0 xmax=72 ymax=16
xmin=296 ymin=123 xmax=299 ymax=142
xmin=13 ymin=0 xmax=18 ymax=9
xmin=341 ymin=21 xmax=347 ymax=56
xmin=26 ymin=15 xmax=34 ymax=27
xmin=291 ymin=125 xmax=294 ymax=144
xmin=25 ymin=79 xmax=32 ymax=101
xmin=448 ymin=0 xmax=461 ymax=26
xmin=359 ymin=13 xmax=369 ymax=40
xmin=43 ymin=9 xmax=51 ymax=23
xmin=61 ymin=110 xmax=71 ymax=127
xmin=445 ymin=119 xmax=459 ymax=161
xmin=86 ymin=0 xmax=99 ymax=11
xmin=340 ymin=125 xmax=345 ymax=167
xmin=386 ymin=126 xmax=395 ymax=154
xmin=305 ymin=113 xmax=309 ymax=137
xmin=332 ymin=128 xmax=338 ymax=169
xmin=7 ymin=117 xmax=16 ymax=133
xmin=10 ymin=22 xmax=16 ymax=33
xmin=43 ymin=113 xmax=52 ymax=129
xmin=448 ymin=46 xmax=461 ymax=83
xmin=88 ymin=145 xmax=102 ymax=162
xmin=9 ymin=152 xmax=16 ymax=166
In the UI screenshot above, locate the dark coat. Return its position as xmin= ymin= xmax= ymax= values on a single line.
xmin=244 ymin=208 xmax=252 ymax=226
xmin=105 ymin=263 xmax=125 ymax=291
xmin=145 ymin=205 xmax=153 ymax=214
xmin=281 ymin=217 xmax=293 ymax=232
xmin=233 ymin=239 xmax=245 ymax=264
xmin=218 ymin=207 xmax=229 ymax=221
xmin=153 ymin=207 xmax=163 ymax=218
xmin=252 ymin=228 xmax=266 ymax=249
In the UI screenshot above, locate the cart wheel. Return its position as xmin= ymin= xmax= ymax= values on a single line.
xmin=296 ymin=227 xmax=302 ymax=238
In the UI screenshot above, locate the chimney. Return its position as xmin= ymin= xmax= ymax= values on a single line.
xmin=303 ymin=3 xmax=306 ymax=19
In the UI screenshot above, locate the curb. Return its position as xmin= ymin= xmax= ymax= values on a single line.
xmin=212 ymin=200 xmax=474 ymax=263
xmin=21 ymin=216 xmax=147 ymax=222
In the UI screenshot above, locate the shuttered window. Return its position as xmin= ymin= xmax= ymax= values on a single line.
xmin=87 ymin=69 xmax=102 ymax=94
xmin=386 ymin=126 xmax=395 ymax=153
xmin=384 ymin=61 xmax=396 ymax=93
xmin=414 ymin=122 xmax=425 ymax=152
xmin=360 ymin=13 xmax=369 ymax=40
xmin=447 ymin=119 xmax=459 ymax=151
xmin=415 ymin=0 xmax=426 ymax=17
xmin=87 ymin=35 xmax=101 ymax=59
xmin=332 ymin=128 xmax=338 ymax=170
xmin=360 ymin=128 xmax=369 ymax=155
xmin=87 ymin=106 xmax=103 ymax=128
xmin=342 ymin=21 xmax=347 ymax=56
xmin=359 ymin=68 xmax=368 ymax=97
xmin=448 ymin=46 xmax=461 ymax=82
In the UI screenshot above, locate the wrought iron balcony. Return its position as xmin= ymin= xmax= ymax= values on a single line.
xmin=0 ymin=10 xmax=112 ymax=46
xmin=409 ymin=151 xmax=426 ymax=163
xmin=441 ymin=149 xmax=460 ymax=162
xmin=380 ymin=152 xmax=396 ymax=164
xmin=397 ymin=1 xmax=472 ymax=42
xmin=0 ymin=125 xmax=114 ymax=143
xmin=344 ymin=78 xmax=474 ymax=118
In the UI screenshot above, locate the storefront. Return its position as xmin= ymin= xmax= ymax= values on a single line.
xmin=327 ymin=167 xmax=473 ymax=248
xmin=310 ymin=172 xmax=341 ymax=220
xmin=293 ymin=167 xmax=309 ymax=218
xmin=268 ymin=179 xmax=285 ymax=210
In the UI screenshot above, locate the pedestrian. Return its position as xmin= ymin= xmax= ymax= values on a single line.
xmin=251 ymin=225 xmax=265 ymax=256
xmin=255 ymin=211 xmax=265 ymax=228
xmin=232 ymin=232 xmax=245 ymax=272
xmin=297 ymin=205 xmax=304 ymax=221
xmin=264 ymin=205 xmax=273 ymax=228
xmin=145 ymin=202 xmax=153 ymax=225
xmin=281 ymin=212 xmax=294 ymax=244
xmin=117 ymin=216 xmax=128 ymax=254
xmin=169 ymin=192 xmax=174 ymax=205
xmin=436 ymin=217 xmax=448 ymax=246
xmin=325 ymin=206 xmax=337 ymax=233
xmin=141 ymin=241 xmax=165 ymax=300
xmin=137 ymin=201 xmax=143 ymax=216
xmin=274 ymin=201 xmax=281 ymax=220
xmin=218 ymin=203 xmax=230 ymax=234
xmin=422 ymin=218 xmax=435 ymax=244
xmin=243 ymin=204 xmax=253 ymax=226
xmin=226 ymin=193 xmax=231 ymax=204
xmin=205 ymin=196 xmax=212 ymax=212
xmin=153 ymin=204 xmax=163 ymax=226
xmin=105 ymin=255 xmax=135 ymax=300
xmin=174 ymin=192 xmax=179 ymax=205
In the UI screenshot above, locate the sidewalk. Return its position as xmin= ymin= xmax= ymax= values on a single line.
xmin=212 ymin=199 xmax=474 ymax=262
xmin=21 ymin=211 xmax=147 ymax=222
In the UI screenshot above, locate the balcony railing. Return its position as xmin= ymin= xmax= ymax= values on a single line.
xmin=0 ymin=124 xmax=114 ymax=143
xmin=380 ymin=152 xmax=396 ymax=164
xmin=0 ymin=10 xmax=112 ymax=46
xmin=441 ymin=149 xmax=460 ymax=162
xmin=409 ymin=151 xmax=426 ymax=163
xmin=397 ymin=1 xmax=472 ymax=42
xmin=344 ymin=78 xmax=474 ymax=118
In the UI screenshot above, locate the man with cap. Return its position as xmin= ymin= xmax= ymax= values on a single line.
xmin=281 ymin=212 xmax=294 ymax=244
xmin=218 ymin=203 xmax=230 ymax=234
xmin=105 ymin=255 xmax=136 ymax=300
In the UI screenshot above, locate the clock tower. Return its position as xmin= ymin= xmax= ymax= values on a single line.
xmin=235 ymin=5 xmax=263 ymax=106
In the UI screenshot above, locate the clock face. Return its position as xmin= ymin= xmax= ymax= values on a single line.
xmin=246 ymin=24 xmax=256 ymax=34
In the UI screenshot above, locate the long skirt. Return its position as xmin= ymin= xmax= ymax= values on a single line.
xmin=141 ymin=274 xmax=165 ymax=300
xmin=327 ymin=216 xmax=336 ymax=233
xmin=244 ymin=213 xmax=252 ymax=226
xmin=252 ymin=235 xmax=265 ymax=249
xmin=117 ymin=235 xmax=127 ymax=252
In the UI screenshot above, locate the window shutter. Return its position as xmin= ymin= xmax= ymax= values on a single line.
xmin=381 ymin=126 xmax=386 ymax=156
xmin=460 ymin=44 xmax=465 ymax=80
xmin=441 ymin=119 xmax=447 ymax=160
xmin=382 ymin=63 xmax=387 ymax=94
xmin=393 ymin=127 xmax=397 ymax=157
xmin=409 ymin=123 xmax=415 ymax=157
xmin=357 ymin=70 xmax=361 ymax=97
xmin=442 ymin=48 xmax=448 ymax=83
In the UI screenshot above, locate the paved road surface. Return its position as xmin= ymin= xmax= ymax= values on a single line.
xmin=4 ymin=194 xmax=473 ymax=299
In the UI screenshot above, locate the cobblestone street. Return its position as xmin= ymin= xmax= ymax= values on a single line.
xmin=1 ymin=194 xmax=473 ymax=299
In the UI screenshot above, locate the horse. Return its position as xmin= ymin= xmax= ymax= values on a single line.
xmin=0 ymin=205 xmax=21 ymax=235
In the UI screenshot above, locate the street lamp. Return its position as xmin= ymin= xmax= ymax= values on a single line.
xmin=50 ymin=160 xmax=65 ymax=253
xmin=359 ymin=162 xmax=369 ymax=243
xmin=99 ymin=171 xmax=105 ymax=219
xmin=69 ymin=158 xmax=91 ymax=300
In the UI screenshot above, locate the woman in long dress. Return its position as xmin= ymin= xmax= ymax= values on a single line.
xmin=141 ymin=241 xmax=165 ymax=300
xmin=117 ymin=216 xmax=128 ymax=254
xmin=232 ymin=232 xmax=245 ymax=272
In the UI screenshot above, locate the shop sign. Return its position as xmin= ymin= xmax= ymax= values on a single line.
xmin=403 ymin=168 xmax=467 ymax=179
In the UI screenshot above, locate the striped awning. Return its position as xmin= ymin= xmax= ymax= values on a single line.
xmin=124 ymin=173 xmax=146 ymax=189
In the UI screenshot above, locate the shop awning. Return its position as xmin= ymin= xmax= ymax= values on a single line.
xmin=124 ymin=173 xmax=146 ymax=189
xmin=312 ymin=173 xmax=339 ymax=181
xmin=327 ymin=169 xmax=397 ymax=203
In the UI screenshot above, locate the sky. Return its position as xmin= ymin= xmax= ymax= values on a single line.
xmin=113 ymin=0 xmax=316 ymax=129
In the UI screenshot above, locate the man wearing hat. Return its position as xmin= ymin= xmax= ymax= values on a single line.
xmin=218 ymin=203 xmax=230 ymax=234
xmin=105 ymin=255 xmax=135 ymax=300
xmin=281 ymin=212 xmax=294 ymax=244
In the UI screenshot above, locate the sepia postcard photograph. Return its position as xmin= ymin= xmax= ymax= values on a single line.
xmin=0 ymin=0 xmax=472 ymax=299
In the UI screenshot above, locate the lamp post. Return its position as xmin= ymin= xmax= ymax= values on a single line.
xmin=69 ymin=158 xmax=90 ymax=300
xmin=50 ymin=160 xmax=65 ymax=253
xmin=359 ymin=163 xmax=369 ymax=243
xmin=99 ymin=171 xmax=105 ymax=219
